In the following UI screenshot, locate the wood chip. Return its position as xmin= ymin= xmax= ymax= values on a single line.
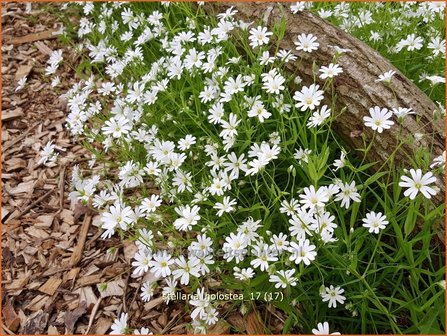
xmin=97 ymin=279 xmax=125 ymax=298
xmin=47 ymin=325 xmax=60 ymax=335
xmin=10 ymin=30 xmax=57 ymax=45
xmin=38 ymin=276 xmax=62 ymax=295
xmin=93 ymin=317 xmax=112 ymax=335
xmin=15 ymin=64 xmax=32 ymax=80
xmin=34 ymin=41 xmax=53 ymax=55
xmin=35 ymin=214 xmax=54 ymax=228
xmin=78 ymin=286 xmax=98 ymax=308
xmin=75 ymin=274 xmax=102 ymax=288
xmin=2 ymin=108 xmax=24 ymax=122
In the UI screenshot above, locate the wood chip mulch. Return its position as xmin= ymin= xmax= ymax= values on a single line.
xmin=2 ymin=3 xmax=143 ymax=334
xmin=1 ymin=3 xmax=289 ymax=335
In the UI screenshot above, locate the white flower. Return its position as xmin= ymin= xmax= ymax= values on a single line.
xmin=208 ymin=102 xmax=225 ymax=124
xmin=319 ymin=63 xmax=343 ymax=79
xmin=362 ymin=211 xmax=389 ymax=234
xmin=189 ymin=287 xmax=210 ymax=320
xmin=15 ymin=76 xmax=27 ymax=91
xmin=219 ymin=113 xmax=240 ymax=139
xmin=321 ymin=285 xmax=346 ymax=308
xmin=271 ymin=232 xmax=290 ymax=253
xmin=173 ymin=205 xmax=201 ymax=231
xmin=223 ymin=232 xmax=248 ymax=263
xmin=334 ymin=181 xmax=361 ymax=209
xmin=376 ymin=70 xmax=396 ymax=83
xmin=426 ymin=75 xmax=446 ymax=85
xmin=307 ymin=105 xmax=331 ymax=128
xmin=140 ymin=194 xmax=162 ymax=215
xmin=132 ymin=249 xmax=153 ymax=276
xmin=288 ymin=239 xmax=317 ymax=265
xmin=110 ymin=313 xmax=128 ymax=335
xmin=102 ymin=116 xmax=131 ymax=138
xmin=223 ymin=75 xmax=246 ymax=95
xmin=133 ymin=327 xmax=153 ymax=335
xmin=312 ymin=322 xmax=341 ymax=335
xmin=294 ymin=147 xmax=312 ymax=164
xmin=392 ymin=107 xmax=415 ymax=120
xmin=38 ymin=141 xmax=58 ymax=166
xmin=149 ymin=250 xmax=174 ymax=278
xmin=269 ymin=269 xmax=297 ymax=288
xmin=172 ymin=256 xmax=201 ymax=285
xmin=140 ymin=281 xmax=154 ymax=302
xmin=333 ymin=152 xmax=346 ymax=171
xmin=178 ymin=134 xmax=196 ymax=151
xmin=293 ymin=84 xmax=324 ymax=111
xmin=363 ymin=106 xmax=394 ymax=133
xmin=223 ymin=152 xmax=247 ymax=179
xmin=399 ymin=169 xmax=437 ymax=200
xmin=250 ymin=243 xmax=278 ymax=271
xmin=262 ymin=72 xmax=285 ymax=94
xmin=428 ymin=36 xmax=446 ymax=57
xmin=213 ymin=196 xmax=237 ymax=217
xmin=233 ymin=267 xmax=255 ymax=281
xmin=299 ymin=185 xmax=329 ymax=210
xmin=247 ymin=101 xmax=272 ymax=123
xmin=248 ymin=26 xmax=273 ymax=48
xmin=430 ymin=151 xmax=446 ymax=169
xmin=101 ymin=202 xmax=134 ymax=232
xmin=294 ymin=33 xmax=319 ymax=53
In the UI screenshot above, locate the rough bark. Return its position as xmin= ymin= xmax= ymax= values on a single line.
xmin=203 ymin=2 xmax=445 ymax=205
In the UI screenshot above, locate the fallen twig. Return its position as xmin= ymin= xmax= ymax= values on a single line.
xmin=84 ymin=297 xmax=103 ymax=335
xmin=2 ymin=122 xmax=40 ymax=152
xmin=9 ymin=188 xmax=56 ymax=220
xmin=69 ymin=214 xmax=92 ymax=267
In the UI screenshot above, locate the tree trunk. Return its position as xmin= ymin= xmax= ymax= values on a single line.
xmin=202 ymin=2 xmax=445 ymax=206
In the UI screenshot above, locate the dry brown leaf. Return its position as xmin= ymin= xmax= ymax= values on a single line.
xmin=22 ymin=310 xmax=49 ymax=334
xmin=208 ymin=320 xmax=231 ymax=334
xmin=47 ymin=325 xmax=60 ymax=334
xmin=227 ymin=313 xmax=246 ymax=332
xmin=2 ymin=302 xmax=21 ymax=332
xmin=144 ymin=296 xmax=165 ymax=311
xmin=15 ymin=64 xmax=32 ymax=80
xmin=93 ymin=317 xmax=112 ymax=334
xmin=64 ymin=301 xmax=87 ymax=334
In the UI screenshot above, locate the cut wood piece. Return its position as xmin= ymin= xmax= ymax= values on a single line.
xmin=202 ymin=3 xmax=445 ymax=205
xmin=2 ymin=108 xmax=24 ymax=121
xmin=38 ymin=276 xmax=62 ymax=296
xmin=9 ymin=30 xmax=57 ymax=45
